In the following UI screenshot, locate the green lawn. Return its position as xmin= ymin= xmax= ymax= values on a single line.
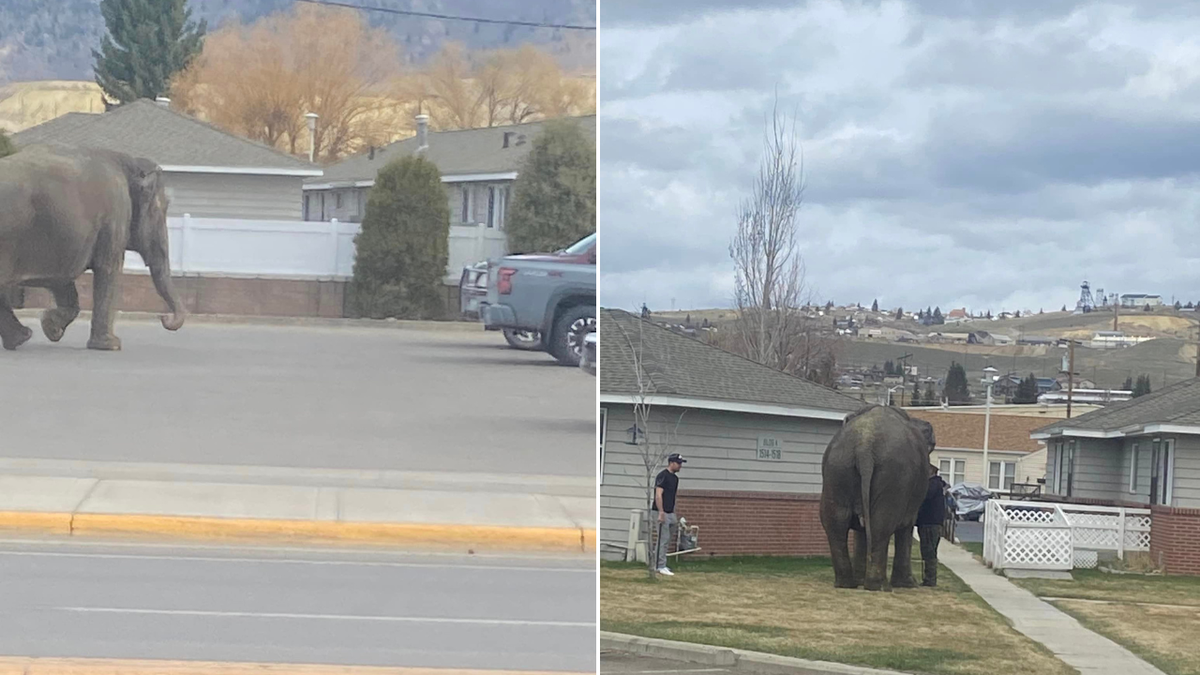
xmin=602 ymin=555 xmax=1074 ymax=675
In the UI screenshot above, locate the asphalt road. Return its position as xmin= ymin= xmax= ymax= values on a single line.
xmin=0 ymin=319 xmax=594 ymax=477
xmin=0 ymin=537 xmax=596 ymax=671
xmin=601 ymin=652 xmax=733 ymax=675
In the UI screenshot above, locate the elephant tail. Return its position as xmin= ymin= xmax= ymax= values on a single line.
xmin=859 ymin=455 xmax=875 ymax=558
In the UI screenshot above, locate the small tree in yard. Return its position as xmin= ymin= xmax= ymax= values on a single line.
xmin=1123 ymin=375 xmax=1134 ymax=391
xmin=944 ymin=361 xmax=971 ymax=404
xmin=1133 ymin=374 xmax=1152 ymax=398
xmin=924 ymin=382 xmax=938 ymax=406
xmin=351 ymin=155 xmax=449 ymax=320
xmin=1014 ymin=373 xmax=1039 ymax=404
xmin=0 ymin=131 xmax=15 ymax=158
xmin=505 ymin=119 xmax=596 ymax=254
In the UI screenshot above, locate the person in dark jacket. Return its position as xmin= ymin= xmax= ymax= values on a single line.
xmin=916 ymin=463 xmax=949 ymax=586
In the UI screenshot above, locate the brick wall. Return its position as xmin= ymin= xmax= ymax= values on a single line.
xmin=675 ymin=490 xmax=830 ymax=556
xmin=1151 ymin=505 xmax=1200 ymax=576
xmin=15 ymin=273 xmax=462 ymax=320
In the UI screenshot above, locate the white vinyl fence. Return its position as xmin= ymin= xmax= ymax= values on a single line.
xmin=983 ymin=500 xmax=1151 ymax=571
xmin=124 ymin=215 xmax=508 ymax=283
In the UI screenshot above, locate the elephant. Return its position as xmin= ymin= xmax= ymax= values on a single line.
xmin=819 ymin=405 xmax=936 ymax=591
xmin=0 ymin=145 xmax=185 ymax=351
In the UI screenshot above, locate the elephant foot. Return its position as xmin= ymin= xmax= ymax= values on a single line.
xmin=1 ymin=324 xmax=33 ymax=351
xmin=863 ymin=578 xmax=885 ymax=592
xmin=87 ymin=334 xmax=122 ymax=351
xmin=891 ymin=576 xmax=918 ymax=589
xmin=834 ymin=578 xmax=860 ymax=589
xmin=41 ymin=311 xmax=68 ymax=342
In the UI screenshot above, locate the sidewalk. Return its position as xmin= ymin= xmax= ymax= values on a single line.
xmin=0 ymin=459 xmax=595 ymax=554
xmin=939 ymin=542 xmax=1165 ymax=675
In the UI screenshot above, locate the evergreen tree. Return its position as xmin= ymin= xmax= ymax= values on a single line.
xmin=1123 ymin=375 xmax=1134 ymax=391
xmin=895 ymin=306 xmax=904 ymax=321
xmin=685 ymin=313 xmax=692 ymax=326
xmin=1062 ymin=305 xmax=1068 ymax=312
xmin=505 ymin=120 xmax=595 ymax=253
xmin=1014 ymin=310 xmax=1021 ymax=318
xmin=944 ymin=361 xmax=971 ymax=404
xmin=1188 ymin=302 xmax=1196 ymax=309
xmin=924 ymin=382 xmax=938 ymax=406
xmin=911 ymin=379 xmax=922 ymax=406
xmin=872 ymin=299 xmax=879 ymax=312
xmin=933 ymin=307 xmax=944 ymax=324
xmin=1133 ymin=375 xmax=1152 ymax=398
xmin=826 ymin=300 xmax=834 ymax=310
xmin=93 ymin=0 xmax=206 ymax=104
xmin=1014 ymin=373 xmax=1040 ymax=404
xmin=986 ymin=309 xmax=993 ymax=319
xmin=351 ymin=155 xmax=450 ymax=320
xmin=1039 ymin=308 xmax=1044 ymax=314
xmin=1175 ymin=301 xmax=1183 ymax=310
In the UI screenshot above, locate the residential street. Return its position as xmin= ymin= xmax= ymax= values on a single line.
xmin=0 ymin=537 xmax=596 ymax=671
xmin=0 ymin=318 xmax=593 ymax=477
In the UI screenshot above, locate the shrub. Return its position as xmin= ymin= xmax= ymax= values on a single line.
xmin=505 ymin=119 xmax=595 ymax=254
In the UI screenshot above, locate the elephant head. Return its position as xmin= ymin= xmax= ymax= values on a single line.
xmin=910 ymin=418 xmax=936 ymax=455
xmin=128 ymin=159 xmax=185 ymax=331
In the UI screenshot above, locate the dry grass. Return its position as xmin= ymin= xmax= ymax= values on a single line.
xmin=1054 ymin=601 xmax=1200 ymax=675
xmin=601 ymin=556 xmax=1074 ymax=675
xmin=1013 ymin=569 xmax=1200 ymax=607
xmin=0 ymin=80 xmax=104 ymax=133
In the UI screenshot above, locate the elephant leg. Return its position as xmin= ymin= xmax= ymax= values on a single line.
xmin=87 ymin=266 xmax=122 ymax=351
xmin=891 ymin=526 xmax=917 ymax=588
xmin=851 ymin=529 xmax=867 ymax=587
xmin=821 ymin=506 xmax=856 ymax=589
xmin=0 ymin=294 xmax=33 ymax=351
xmin=40 ymin=282 xmax=80 ymax=342
xmin=864 ymin=521 xmax=891 ymax=592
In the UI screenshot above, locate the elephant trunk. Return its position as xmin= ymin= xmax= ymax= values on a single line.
xmin=147 ymin=252 xmax=186 ymax=331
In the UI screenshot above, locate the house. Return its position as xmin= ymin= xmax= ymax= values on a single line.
xmin=907 ymin=409 xmax=1049 ymax=492
xmin=13 ymin=98 xmax=320 ymax=220
xmin=1032 ymin=378 xmax=1200 ymax=574
xmin=1018 ymin=335 xmax=1057 ymax=346
xmin=945 ymin=308 xmax=970 ymax=323
xmin=928 ymin=331 xmax=971 ymax=344
xmin=1089 ymin=331 xmax=1155 ymax=349
xmin=304 ymin=115 xmax=595 ymax=227
xmin=598 ymin=308 xmax=866 ymax=560
xmin=1120 ymin=294 xmax=1163 ymax=308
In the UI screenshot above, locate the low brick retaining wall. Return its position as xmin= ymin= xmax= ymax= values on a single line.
xmin=675 ymin=490 xmax=829 ymax=556
xmin=1150 ymin=505 xmax=1200 ymax=575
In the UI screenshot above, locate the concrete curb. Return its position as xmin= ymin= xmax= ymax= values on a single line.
xmin=0 ymin=511 xmax=596 ymax=554
xmin=11 ymin=309 xmax=484 ymax=332
xmin=0 ymin=657 xmax=588 ymax=674
xmin=600 ymin=633 xmax=914 ymax=675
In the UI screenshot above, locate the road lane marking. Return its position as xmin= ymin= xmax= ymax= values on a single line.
xmin=0 ymin=549 xmax=592 ymax=573
xmin=54 ymin=606 xmax=596 ymax=627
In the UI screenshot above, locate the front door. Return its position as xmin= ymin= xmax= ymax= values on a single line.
xmin=1150 ymin=438 xmax=1175 ymax=506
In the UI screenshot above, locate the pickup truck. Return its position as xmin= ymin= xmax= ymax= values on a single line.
xmin=480 ymin=233 xmax=596 ymax=367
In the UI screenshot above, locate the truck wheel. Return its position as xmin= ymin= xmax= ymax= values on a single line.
xmin=502 ymin=329 xmax=542 ymax=351
xmin=550 ymin=305 xmax=595 ymax=367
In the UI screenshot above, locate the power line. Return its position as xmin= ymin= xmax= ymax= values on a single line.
xmin=293 ymin=0 xmax=597 ymax=30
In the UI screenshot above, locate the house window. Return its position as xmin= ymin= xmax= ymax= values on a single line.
xmin=336 ymin=192 xmax=344 ymax=209
xmin=487 ymin=186 xmax=496 ymax=228
xmin=599 ymin=408 xmax=608 ymax=485
xmin=489 ymin=186 xmax=508 ymax=229
xmin=1129 ymin=443 xmax=1139 ymax=494
xmin=1150 ymin=438 xmax=1175 ymax=506
xmin=939 ymin=458 xmax=965 ymax=486
xmin=988 ymin=460 xmax=1016 ymax=492
xmin=460 ymin=186 xmax=471 ymax=223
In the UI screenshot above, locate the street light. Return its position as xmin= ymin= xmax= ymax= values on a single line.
xmin=886 ymin=384 xmax=904 ymax=407
xmin=981 ymin=365 xmax=999 ymax=492
xmin=304 ymin=113 xmax=319 ymax=163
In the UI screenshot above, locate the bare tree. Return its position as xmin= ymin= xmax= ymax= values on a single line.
xmin=729 ymin=94 xmax=837 ymax=382
xmin=610 ymin=311 xmax=687 ymax=580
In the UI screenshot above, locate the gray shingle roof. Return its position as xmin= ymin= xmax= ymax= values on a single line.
xmin=600 ymin=309 xmax=867 ymax=416
xmin=307 ymin=115 xmax=595 ymax=186
xmin=13 ymin=99 xmax=318 ymax=174
xmin=1036 ymin=377 xmax=1200 ymax=435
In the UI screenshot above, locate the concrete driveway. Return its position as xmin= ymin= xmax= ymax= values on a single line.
xmin=0 ymin=318 xmax=594 ymax=477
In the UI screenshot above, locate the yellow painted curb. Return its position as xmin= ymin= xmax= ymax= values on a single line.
xmin=0 ymin=657 xmax=588 ymax=675
xmin=0 ymin=510 xmax=594 ymax=554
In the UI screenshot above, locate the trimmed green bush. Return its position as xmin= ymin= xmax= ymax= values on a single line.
xmin=351 ymin=154 xmax=450 ymax=320
xmin=506 ymin=119 xmax=596 ymax=254
xmin=0 ymin=131 xmax=16 ymax=158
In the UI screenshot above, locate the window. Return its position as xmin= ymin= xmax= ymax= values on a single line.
xmin=460 ymin=186 xmax=471 ymax=223
xmin=939 ymin=458 xmax=965 ymax=486
xmin=1150 ymin=438 xmax=1175 ymax=506
xmin=1129 ymin=442 xmax=1139 ymax=493
xmin=487 ymin=186 xmax=496 ymax=228
xmin=335 ymin=192 xmax=344 ymax=209
xmin=988 ymin=460 xmax=1016 ymax=492
xmin=599 ymin=408 xmax=607 ymax=485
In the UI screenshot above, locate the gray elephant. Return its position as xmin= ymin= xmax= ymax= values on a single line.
xmin=819 ymin=405 xmax=935 ymax=591
xmin=0 ymin=145 xmax=185 ymax=351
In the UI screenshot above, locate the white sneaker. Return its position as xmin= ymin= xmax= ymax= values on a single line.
xmin=657 ymin=567 xmax=674 ymax=576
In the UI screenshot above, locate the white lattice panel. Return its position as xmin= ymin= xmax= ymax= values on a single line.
xmin=1075 ymin=528 xmax=1118 ymax=549
xmin=1001 ymin=507 xmax=1059 ymax=524
xmin=1073 ymin=549 xmax=1099 ymax=569
xmin=1004 ymin=527 xmax=1072 ymax=569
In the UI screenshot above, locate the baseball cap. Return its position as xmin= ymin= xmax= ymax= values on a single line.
xmin=668 ymin=453 xmax=687 ymax=464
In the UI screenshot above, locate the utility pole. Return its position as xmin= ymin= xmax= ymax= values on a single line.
xmin=1195 ymin=322 xmax=1200 ymax=378
xmin=1067 ymin=340 xmax=1076 ymax=419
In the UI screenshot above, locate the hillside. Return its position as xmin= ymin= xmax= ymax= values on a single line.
xmin=0 ymin=0 xmax=595 ymax=82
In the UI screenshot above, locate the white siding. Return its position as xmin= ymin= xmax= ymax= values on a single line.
xmin=599 ymin=403 xmax=842 ymax=559
xmin=167 ymin=173 xmax=304 ymax=220
xmin=1071 ymin=438 xmax=1125 ymax=501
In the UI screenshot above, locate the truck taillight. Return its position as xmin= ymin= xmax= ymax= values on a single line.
xmin=497 ymin=267 xmax=517 ymax=295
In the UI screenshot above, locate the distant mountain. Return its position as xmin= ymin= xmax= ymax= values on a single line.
xmin=0 ymin=0 xmax=595 ymax=82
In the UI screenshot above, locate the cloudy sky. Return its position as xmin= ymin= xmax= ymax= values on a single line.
xmin=597 ymin=0 xmax=1200 ymax=315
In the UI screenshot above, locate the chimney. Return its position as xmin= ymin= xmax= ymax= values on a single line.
xmin=368 ymin=145 xmax=375 ymax=160
xmin=154 ymin=96 xmax=171 ymax=108
xmin=416 ymin=114 xmax=429 ymax=154
xmin=502 ymin=131 xmax=515 ymax=149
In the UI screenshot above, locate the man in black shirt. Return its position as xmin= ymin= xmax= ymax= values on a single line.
xmin=653 ymin=453 xmax=685 ymax=576
xmin=917 ymin=463 xmax=949 ymax=587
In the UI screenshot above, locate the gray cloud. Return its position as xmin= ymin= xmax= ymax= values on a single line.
xmin=599 ymin=0 xmax=1200 ymax=313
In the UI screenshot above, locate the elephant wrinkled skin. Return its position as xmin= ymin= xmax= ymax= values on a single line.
xmin=820 ymin=405 xmax=935 ymax=591
xmin=0 ymin=146 xmax=185 ymax=350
